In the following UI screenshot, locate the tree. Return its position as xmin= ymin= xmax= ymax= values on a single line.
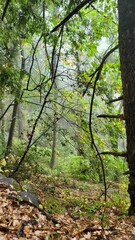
xmin=49 ymin=50 xmax=59 ymax=169
xmin=5 ymin=44 xmax=25 ymax=156
xmin=118 ymin=0 xmax=135 ymax=215
xmin=0 ymin=0 xmax=128 ymax=199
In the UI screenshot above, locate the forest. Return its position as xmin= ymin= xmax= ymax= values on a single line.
xmin=0 ymin=0 xmax=135 ymax=239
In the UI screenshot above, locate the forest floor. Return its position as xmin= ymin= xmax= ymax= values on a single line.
xmin=0 ymin=175 xmax=135 ymax=239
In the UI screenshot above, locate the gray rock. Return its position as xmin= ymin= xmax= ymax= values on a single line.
xmin=0 ymin=173 xmax=17 ymax=187
xmin=0 ymin=174 xmax=40 ymax=208
xmin=18 ymin=191 xmax=40 ymax=207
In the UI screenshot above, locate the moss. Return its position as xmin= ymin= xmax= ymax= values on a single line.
xmin=43 ymin=196 xmax=65 ymax=214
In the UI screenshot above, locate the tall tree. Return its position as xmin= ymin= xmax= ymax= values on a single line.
xmin=5 ymin=46 xmax=25 ymax=155
xmin=50 ymin=50 xmax=58 ymax=169
xmin=5 ymin=100 xmax=18 ymax=155
xmin=118 ymin=0 xmax=135 ymax=215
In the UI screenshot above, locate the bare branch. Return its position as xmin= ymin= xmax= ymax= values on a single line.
xmin=97 ymin=114 xmax=125 ymax=120
xmin=100 ymin=151 xmax=127 ymax=157
xmin=108 ymin=95 xmax=123 ymax=104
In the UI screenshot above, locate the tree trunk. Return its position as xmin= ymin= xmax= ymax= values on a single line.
xmin=50 ymin=114 xmax=57 ymax=168
xmin=5 ymin=100 xmax=18 ymax=155
xmin=49 ymin=49 xmax=58 ymax=169
xmin=5 ymin=44 xmax=25 ymax=155
xmin=118 ymin=0 xmax=135 ymax=215
xmin=0 ymin=97 xmax=5 ymax=149
xmin=17 ymin=103 xmax=24 ymax=139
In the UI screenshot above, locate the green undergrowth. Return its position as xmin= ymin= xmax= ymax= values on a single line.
xmin=43 ymin=196 xmax=65 ymax=214
xmin=31 ymin=174 xmax=129 ymax=218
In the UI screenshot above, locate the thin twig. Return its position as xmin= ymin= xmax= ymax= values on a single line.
xmin=91 ymin=3 xmax=116 ymax=25
xmin=51 ymin=0 xmax=96 ymax=33
xmin=0 ymin=101 xmax=14 ymax=120
xmin=2 ymin=0 xmax=11 ymax=21
xmin=83 ymin=45 xmax=119 ymax=96
xmin=26 ymin=35 xmax=43 ymax=90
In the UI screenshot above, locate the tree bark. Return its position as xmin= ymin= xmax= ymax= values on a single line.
xmin=17 ymin=103 xmax=24 ymax=139
xmin=0 ymin=97 xmax=5 ymax=149
xmin=118 ymin=0 xmax=135 ymax=215
xmin=5 ymin=100 xmax=18 ymax=155
xmin=5 ymin=45 xmax=25 ymax=156
xmin=49 ymin=49 xmax=58 ymax=169
xmin=50 ymin=114 xmax=57 ymax=169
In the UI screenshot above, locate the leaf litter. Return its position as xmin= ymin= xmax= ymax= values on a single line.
xmin=0 ymin=179 xmax=135 ymax=239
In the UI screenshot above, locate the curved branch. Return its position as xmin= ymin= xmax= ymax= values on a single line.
xmin=88 ymin=69 xmax=107 ymax=201
xmin=83 ymin=45 xmax=119 ymax=96
xmin=87 ymin=45 xmax=119 ymax=200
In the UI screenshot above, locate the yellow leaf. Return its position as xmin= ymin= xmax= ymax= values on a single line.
xmin=0 ymin=159 xmax=6 ymax=166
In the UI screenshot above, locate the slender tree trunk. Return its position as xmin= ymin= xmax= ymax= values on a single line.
xmin=50 ymin=114 xmax=57 ymax=168
xmin=118 ymin=0 xmax=135 ymax=215
xmin=5 ymin=100 xmax=18 ymax=155
xmin=5 ymin=44 xmax=25 ymax=156
xmin=18 ymin=103 xmax=24 ymax=139
xmin=0 ymin=97 xmax=5 ymax=149
xmin=49 ymin=50 xmax=58 ymax=169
